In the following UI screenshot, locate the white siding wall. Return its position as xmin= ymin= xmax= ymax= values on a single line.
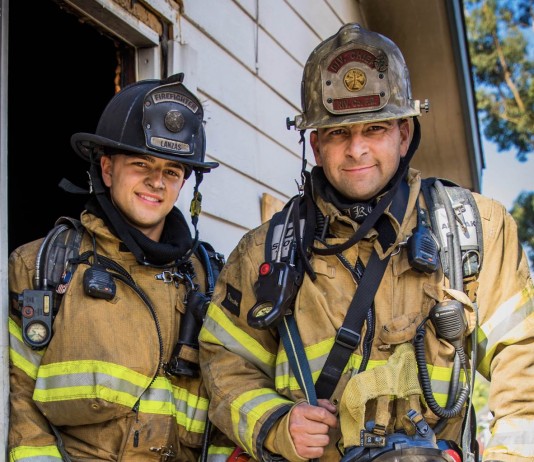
xmin=173 ymin=0 xmax=363 ymax=257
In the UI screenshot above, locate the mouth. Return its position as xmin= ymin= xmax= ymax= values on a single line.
xmin=137 ymin=193 xmax=162 ymax=203
xmin=344 ymin=164 xmax=375 ymax=174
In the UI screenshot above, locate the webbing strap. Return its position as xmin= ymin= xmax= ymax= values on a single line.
xmin=314 ymin=180 xmax=410 ymax=399
xmin=278 ymin=316 xmax=318 ymax=406
xmin=315 ymin=250 xmax=390 ymax=399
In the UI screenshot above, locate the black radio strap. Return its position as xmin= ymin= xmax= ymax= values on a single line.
xmin=314 ymin=180 xmax=410 ymax=399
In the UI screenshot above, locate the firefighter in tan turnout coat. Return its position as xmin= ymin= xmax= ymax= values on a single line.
xmin=8 ymin=74 xmax=228 ymax=461
xmin=199 ymin=24 xmax=534 ymax=462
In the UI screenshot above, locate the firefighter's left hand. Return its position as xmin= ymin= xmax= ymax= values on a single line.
xmin=288 ymin=399 xmax=338 ymax=459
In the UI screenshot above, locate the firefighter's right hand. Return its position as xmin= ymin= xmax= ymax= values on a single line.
xmin=289 ymin=399 xmax=338 ymax=459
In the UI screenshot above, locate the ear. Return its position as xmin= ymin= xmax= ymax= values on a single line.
xmin=310 ymin=130 xmax=323 ymax=166
xmin=399 ymin=120 xmax=411 ymax=158
xmin=100 ymin=155 xmax=113 ymax=187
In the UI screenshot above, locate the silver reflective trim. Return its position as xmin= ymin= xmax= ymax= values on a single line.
xmin=203 ymin=314 xmax=275 ymax=377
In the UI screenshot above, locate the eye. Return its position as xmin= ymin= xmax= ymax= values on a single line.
xmin=164 ymin=168 xmax=184 ymax=179
xmin=324 ymin=127 xmax=349 ymax=138
xmin=367 ymin=124 xmax=386 ymax=132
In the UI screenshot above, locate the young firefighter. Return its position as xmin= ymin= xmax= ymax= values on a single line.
xmin=199 ymin=24 xmax=534 ymax=462
xmin=8 ymin=74 xmax=228 ymax=461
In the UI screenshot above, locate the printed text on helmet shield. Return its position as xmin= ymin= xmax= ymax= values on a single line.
xmin=143 ymin=84 xmax=202 ymax=157
xmin=321 ymin=43 xmax=390 ymax=116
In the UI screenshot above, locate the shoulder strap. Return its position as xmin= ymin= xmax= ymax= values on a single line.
xmin=315 ymin=179 xmax=410 ymax=399
xmin=195 ymin=240 xmax=225 ymax=295
xmin=421 ymin=178 xmax=482 ymax=462
xmin=34 ymin=217 xmax=85 ymax=309
xmin=265 ymin=195 xmax=303 ymax=261
xmin=20 ymin=217 xmax=85 ymax=349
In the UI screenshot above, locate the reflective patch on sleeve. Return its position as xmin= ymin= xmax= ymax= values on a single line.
xmin=486 ymin=417 xmax=534 ymax=458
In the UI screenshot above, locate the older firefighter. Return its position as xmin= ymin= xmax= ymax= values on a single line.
xmin=8 ymin=74 xmax=228 ymax=461
xmin=199 ymin=23 xmax=534 ymax=462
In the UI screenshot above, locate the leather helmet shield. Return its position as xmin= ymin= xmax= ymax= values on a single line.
xmin=143 ymin=80 xmax=202 ymax=157
xmin=320 ymin=42 xmax=390 ymax=116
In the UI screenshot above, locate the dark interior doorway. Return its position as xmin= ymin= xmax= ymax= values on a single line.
xmin=8 ymin=0 xmax=134 ymax=253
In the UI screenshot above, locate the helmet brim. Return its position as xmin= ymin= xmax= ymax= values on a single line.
xmin=295 ymin=102 xmax=421 ymax=130
xmin=71 ymin=132 xmax=219 ymax=172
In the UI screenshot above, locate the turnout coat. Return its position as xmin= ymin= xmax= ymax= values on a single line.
xmin=9 ymin=212 xmax=217 ymax=462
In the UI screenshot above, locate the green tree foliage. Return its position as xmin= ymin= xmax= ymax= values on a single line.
xmin=510 ymin=191 xmax=534 ymax=269
xmin=464 ymin=0 xmax=533 ymax=161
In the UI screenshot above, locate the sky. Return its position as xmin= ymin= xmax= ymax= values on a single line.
xmin=481 ymin=138 xmax=533 ymax=210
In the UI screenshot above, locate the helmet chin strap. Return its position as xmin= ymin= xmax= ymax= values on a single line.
xmin=310 ymin=117 xmax=421 ymax=256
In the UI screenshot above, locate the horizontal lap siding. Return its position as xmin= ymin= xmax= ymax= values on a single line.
xmin=178 ymin=0 xmax=362 ymax=256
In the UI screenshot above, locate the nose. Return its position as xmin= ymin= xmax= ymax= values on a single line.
xmin=346 ymin=131 xmax=368 ymax=159
xmin=146 ymin=168 xmax=165 ymax=189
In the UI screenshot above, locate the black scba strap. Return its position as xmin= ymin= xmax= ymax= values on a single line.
xmin=196 ymin=240 xmax=225 ymax=295
xmin=38 ymin=216 xmax=85 ymax=297
xmin=18 ymin=217 xmax=85 ymax=349
xmin=314 ymin=180 xmax=410 ymax=399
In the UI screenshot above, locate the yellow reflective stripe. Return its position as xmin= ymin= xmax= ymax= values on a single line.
xmin=274 ymin=338 xmax=325 ymax=390
xmin=202 ymin=303 xmax=276 ymax=376
xmin=478 ymin=286 xmax=534 ymax=374
xmin=207 ymin=445 xmax=234 ymax=462
xmin=275 ymin=338 xmax=366 ymax=391
xmin=170 ymin=378 xmax=209 ymax=434
xmin=9 ymin=444 xmax=62 ymax=461
xmin=8 ymin=318 xmax=43 ymax=380
xmin=487 ymin=417 xmax=534 ymax=456
xmin=34 ymin=361 xmax=208 ymax=431
xmin=34 ymin=360 xmax=149 ymax=407
xmin=231 ymin=388 xmax=291 ymax=451
xmin=37 ymin=359 xmax=150 ymax=386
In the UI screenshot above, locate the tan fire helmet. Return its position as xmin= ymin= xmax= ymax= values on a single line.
xmin=290 ymin=23 xmax=429 ymax=130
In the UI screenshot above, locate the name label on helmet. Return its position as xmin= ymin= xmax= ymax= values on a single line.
xmin=151 ymin=92 xmax=199 ymax=114
xmin=333 ymin=95 xmax=381 ymax=111
xmin=150 ymin=136 xmax=191 ymax=155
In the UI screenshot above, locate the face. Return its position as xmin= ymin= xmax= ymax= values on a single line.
xmin=100 ymin=153 xmax=186 ymax=241
xmin=310 ymin=119 xmax=410 ymax=202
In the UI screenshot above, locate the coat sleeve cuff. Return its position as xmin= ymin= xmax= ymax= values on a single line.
xmin=262 ymin=399 xmax=308 ymax=462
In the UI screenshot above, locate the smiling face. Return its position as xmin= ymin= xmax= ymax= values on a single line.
xmin=100 ymin=153 xmax=186 ymax=241
xmin=310 ymin=119 xmax=410 ymax=202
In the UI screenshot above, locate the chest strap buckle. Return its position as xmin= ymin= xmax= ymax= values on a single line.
xmin=336 ymin=327 xmax=361 ymax=350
